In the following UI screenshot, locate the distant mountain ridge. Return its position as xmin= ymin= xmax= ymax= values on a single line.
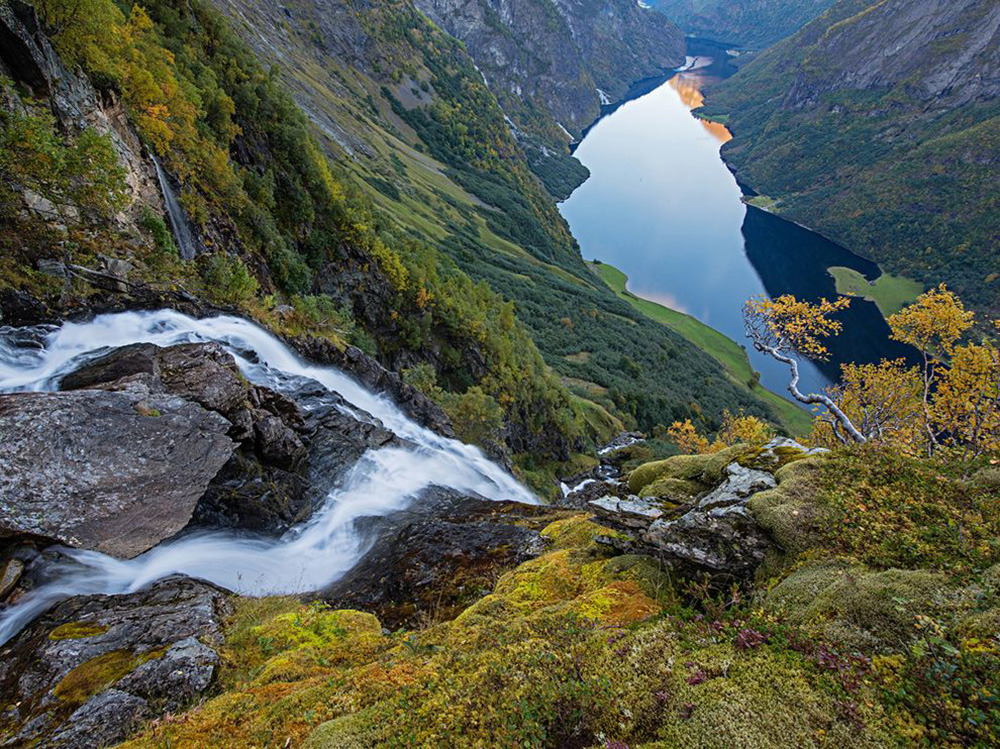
xmin=650 ymin=0 xmax=835 ymax=48
xmin=702 ymin=0 xmax=1000 ymax=313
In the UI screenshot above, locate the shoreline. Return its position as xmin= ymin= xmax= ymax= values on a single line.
xmin=587 ymin=259 xmax=813 ymax=435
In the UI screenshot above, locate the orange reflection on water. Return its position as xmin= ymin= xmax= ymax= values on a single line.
xmin=669 ymin=74 xmax=733 ymax=144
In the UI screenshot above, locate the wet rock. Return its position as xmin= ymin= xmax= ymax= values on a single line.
xmin=46 ymin=689 xmax=149 ymax=748
xmin=0 ymin=577 xmax=229 ymax=748
xmin=305 ymin=403 xmax=399 ymax=486
xmin=193 ymin=452 xmax=311 ymax=532
xmin=0 ymin=388 xmax=234 ymax=558
xmin=291 ymin=336 xmax=454 ymax=438
xmin=0 ymin=288 xmax=49 ymax=326
xmin=323 ymin=490 xmax=561 ymax=628
xmin=0 ymin=559 xmax=24 ymax=600
xmin=61 ymin=342 xmax=249 ymax=419
xmin=253 ymin=413 xmax=306 ymax=469
xmin=58 ymin=342 xmax=325 ymax=533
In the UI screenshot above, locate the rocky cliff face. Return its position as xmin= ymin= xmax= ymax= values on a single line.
xmin=650 ymin=0 xmax=835 ymax=47
xmin=781 ymin=0 xmax=1000 ymax=107
xmin=411 ymin=0 xmax=685 ymax=193
xmin=703 ymin=0 xmax=1000 ymax=313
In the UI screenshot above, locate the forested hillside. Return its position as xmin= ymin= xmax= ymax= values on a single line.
xmin=702 ymin=0 xmax=1000 ymax=314
xmin=650 ymin=0 xmax=834 ymax=47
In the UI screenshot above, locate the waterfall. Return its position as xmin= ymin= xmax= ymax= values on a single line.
xmin=0 ymin=310 xmax=536 ymax=645
xmin=151 ymin=155 xmax=200 ymax=260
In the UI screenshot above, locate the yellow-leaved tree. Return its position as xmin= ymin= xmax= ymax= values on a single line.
xmin=886 ymin=284 xmax=975 ymax=451
xmin=810 ymin=359 xmax=924 ymax=451
xmin=749 ymin=284 xmax=1000 ymax=465
xmin=743 ymin=294 xmax=866 ymax=443
xmin=712 ymin=410 xmax=774 ymax=450
xmin=665 ymin=419 xmax=709 ymax=455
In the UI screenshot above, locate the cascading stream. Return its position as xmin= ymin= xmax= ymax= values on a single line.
xmin=0 ymin=310 xmax=536 ymax=645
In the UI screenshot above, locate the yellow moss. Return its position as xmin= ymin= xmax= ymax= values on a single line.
xmin=492 ymin=549 xmax=582 ymax=607
xmin=628 ymin=445 xmax=747 ymax=494
xmin=540 ymin=514 xmax=606 ymax=550
xmin=638 ymin=475 xmax=703 ymax=502
xmin=48 ymin=621 xmax=110 ymax=640
xmin=582 ymin=554 xmax=676 ymax=604
xmin=253 ymin=607 xmax=382 ymax=653
xmin=565 ymin=581 xmax=659 ymax=626
xmin=53 ymin=650 xmax=144 ymax=705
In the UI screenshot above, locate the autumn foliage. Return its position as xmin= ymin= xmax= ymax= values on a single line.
xmin=745 ymin=283 xmax=1000 ymax=467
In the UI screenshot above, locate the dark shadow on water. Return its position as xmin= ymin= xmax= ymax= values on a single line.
xmin=742 ymin=206 xmax=920 ymax=383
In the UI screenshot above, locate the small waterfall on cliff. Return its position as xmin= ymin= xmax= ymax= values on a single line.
xmin=0 ymin=310 xmax=535 ymax=645
xmin=151 ymin=155 xmax=200 ymax=260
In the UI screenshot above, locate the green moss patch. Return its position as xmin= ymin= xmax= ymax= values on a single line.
xmin=48 ymin=622 xmax=110 ymax=640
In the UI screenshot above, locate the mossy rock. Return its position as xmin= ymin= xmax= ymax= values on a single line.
xmin=748 ymin=457 xmax=830 ymax=564
xmin=628 ymin=445 xmax=748 ymax=495
xmin=637 ymin=644 xmax=891 ymax=748
xmin=971 ymin=466 xmax=1000 ymax=490
xmin=637 ymin=475 xmax=703 ymax=502
xmin=53 ymin=647 xmax=163 ymax=706
xmin=305 ymin=710 xmax=384 ymax=748
xmin=540 ymin=514 xmax=607 ymax=550
xmin=763 ymin=561 xmax=959 ymax=652
xmin=955 ymin=607 xmax=1000 ymax=641
xmin=737 ymin=444 xmax=811 ymax=472
xmin=581 ymin=554 xmax=676 ymax=605
xmin=559 ymin=580 xmax=659 ymax=627
xmin=252 ymin=607 xmax=383 ymax=655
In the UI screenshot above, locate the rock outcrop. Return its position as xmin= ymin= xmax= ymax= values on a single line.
xmin=590 ymin=439 xmax=822 ymax=580
xmin=57 ymin=341 xmax=408 ymax=534
xmin=0 ymin=577 xmax=229 ymax=747
xmin=323 ymin=489 xmax=562 ymax=627
xmin=0 ymin=388 xmax=234 ymax=559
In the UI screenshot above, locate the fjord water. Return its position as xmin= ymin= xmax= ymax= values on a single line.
xmin=560 ymin=56 xmax=913 ymax=396
xmin=0 ymin=310 xmax=534 ymax=645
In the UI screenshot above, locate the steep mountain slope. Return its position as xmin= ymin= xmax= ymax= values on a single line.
xmin=650 ymin=0 xmax=835 ymax=47
xmin=1 ymin=0 xmax=790 ymax=490
xmin=200 ymin=0 xmax=788 ymax=434
xmin=410 ymin=0 xmax=685 ymax=196
xmin=702 ymin=0 xmax=1000 ymax=313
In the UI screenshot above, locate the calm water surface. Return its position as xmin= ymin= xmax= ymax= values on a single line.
xmin=560 ymin=56 xmax=914 ymax=397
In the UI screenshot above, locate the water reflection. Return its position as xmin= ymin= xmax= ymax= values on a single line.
xmin=669 ymin=74 xmax=732 ymax=144
xmin=560 ymin=46 xmax=915 ymax=401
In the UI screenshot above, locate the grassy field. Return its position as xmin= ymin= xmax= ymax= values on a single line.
xmin=828 ymin=266 xmax=924 ymax=318
xmin=590 ymin=261 xmax=813 ymax=435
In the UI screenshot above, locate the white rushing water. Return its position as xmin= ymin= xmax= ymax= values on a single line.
xmin=0 ymin=310 xmax=535 ymax=644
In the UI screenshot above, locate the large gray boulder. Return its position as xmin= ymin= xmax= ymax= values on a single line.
xmin=591 ymin=450 xmax=786 ymax=580
xmin=0 ymin=577 xmax=229 ymax=747
xmin=0 ymin=387 xmax=234 ymax=558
